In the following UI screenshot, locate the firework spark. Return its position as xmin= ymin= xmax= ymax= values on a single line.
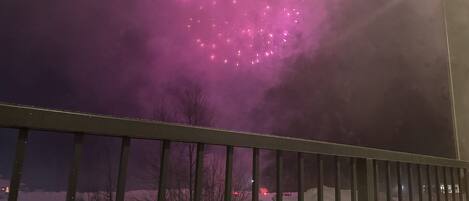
xmin=183 ymin=0 xmax=307 ymax=68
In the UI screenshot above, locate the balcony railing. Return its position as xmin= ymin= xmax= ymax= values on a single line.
xmin=0 ymin=103 xmax=468 ymax=201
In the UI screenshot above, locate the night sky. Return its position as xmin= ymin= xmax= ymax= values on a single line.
xmin=0 ymin=0 xmax=455 ymax=193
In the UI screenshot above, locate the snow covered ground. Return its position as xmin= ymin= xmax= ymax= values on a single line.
xmin=0 ymin=180 xmax=410 ymax=201
xmin=0 ymin=186 xmax=360 ymax=201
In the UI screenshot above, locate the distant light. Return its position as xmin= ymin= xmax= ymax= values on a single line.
xmin=260 ymin=187 xmax=269 ymax=195
xmin=1 ymin=186 xmax=9 ymax=193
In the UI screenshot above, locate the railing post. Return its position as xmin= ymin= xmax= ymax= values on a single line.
xmin=276 ymin=150 xmax=283 ymax=201
xmin=386 ymin=161 xmax=392 ymax=201
xmin=224 ymin=146 xmax=233 ymax=201
xmin=298 ymin=153 xmax=304 ymax=201
xmin=318 ymin=154 xmax=324 ymax=201
xmin=8 ymin=128 xmax=29 ymax=201
xmin=336 ymin=156 xmax=341 ymax=201
xmin=351 ymin=158 xmax=357 ymax=201
xmin=66 ymin=133 xmax=84 ymax=201
xmin=457 ymin=168 xmax=463 ymax=201
xmin=157 ymin=141 xmax=171 ymax=201
xmin=252 ymin=148 xmax=260 ymax=201
xmin=428 ymin=165 xmax=433 ymax=201
xmin=417 ymin=164 xmax=423 ymax=201
xmin=116 ymin=136 xmax=131 ymax=201
xmin=373 ymin=160 xmax=379 ymax=201
xmin=465 ymin=169 xmax=469 ymax=201
xmin=408 ymin=163 xmax=414 ymax=201
xmin=436 ymin=166 xmax=442 ymax=201
xmin=356 ymin=158 xmax=375 ymax=201
xmin=194 ymin=143 xmax=205 ymax=201
xmin=397 ymin=162 xmax=403 ymax=201
xmin=450 ymin=168 xmax=456 ymax=201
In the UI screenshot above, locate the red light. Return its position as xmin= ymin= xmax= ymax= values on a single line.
xmin=232 ymin=192 xmax=240 ymax=196
xmin=260 ymin=187 xmax=268 ymax=195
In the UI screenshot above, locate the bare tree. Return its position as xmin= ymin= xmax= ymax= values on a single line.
xmin=173 ymin=82 xmax=213 ymax=126
xmin=136 ymin=80 xmax=215 ymax=201
xmin=172 ymin=82 xmax=213 ymax=201
xmin=152 ymin=97 xmax=176 ymax=123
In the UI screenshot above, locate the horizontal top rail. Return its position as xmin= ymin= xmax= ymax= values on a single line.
xmin=0 ymin=103 xmax=467 ymax=168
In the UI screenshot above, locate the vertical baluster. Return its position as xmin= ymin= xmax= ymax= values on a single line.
xmin=194 ymin=143 xmax=205 ymax=201
xmin=357 ymin=158 xmax=375 ymax=201
xmin=277 ymin=150 xmax=283 ymax=201
xmin=444 ymin=167 xmax=449 ymax=201
xmin=428 ymin=165 xmax=433 ymax=201
xmin=436 ymin=167 xmax=442 ymax=201
xmin=157 ymin=141 xmax=171 ymax=201
xmin=465 ymin=169 xmax=469 ymax=201
xmin=252 ymin=148 xmax=260 ymax=201
xmin=336 ymin=156 xmax=341 ymax=201
xmin=8 ymin=128 xmax=29 ymax=201
xmin=318 ymin=154 xmax=324 ymax=201
xmin=397 ymin=162 xmax=403 ymax=201
xmin=451 ymin=168 xmax=456 ymax=201
xmin=298 ymin=153 xmax=304 ymax=201
xmin=116 ymin=137 xmax=131 ymax=201
xmin=409 ymin=163 xmax=414 ymax=201
xmin=417 ymin=164 xmax=423 ymax=201
xmin=224 ymin=146 xmax=233 ymax=201
xmin=66 ymin=133 xmax=84 ymax=201
xmin=386 ymin=161 xmax=392 ymax=201
xmin=458 ymin=168 xmax=463 ymax=201
xmin=352 ymin=158 xmax=357 ymax=201
xmin=374 ymin=160 xmax=379 ymax=201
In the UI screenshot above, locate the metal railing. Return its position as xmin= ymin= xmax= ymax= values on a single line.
xmin=0 ymin=103 xmax=468 ymax=201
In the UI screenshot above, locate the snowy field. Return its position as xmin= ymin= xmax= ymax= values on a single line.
xmin=0 ymin=186 xmax=403 ymax=201
xmin=0 ymin=177 xmax=410 ymax=201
